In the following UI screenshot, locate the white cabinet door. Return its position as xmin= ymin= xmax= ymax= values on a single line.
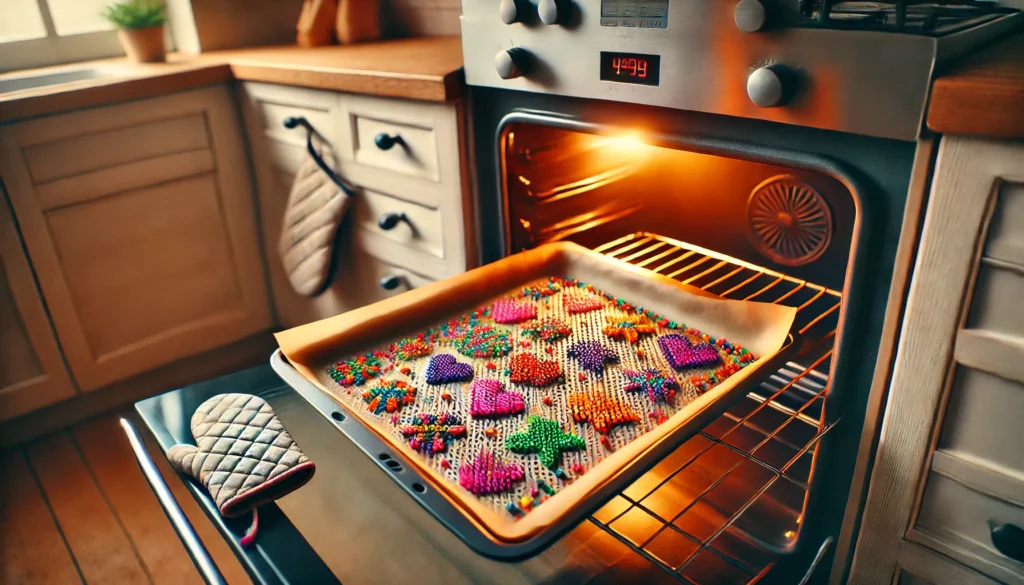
xmin=0 ymin=85 xmax=272 ymax=391
xmin=0 ymin=183 xmax=75 ymax=420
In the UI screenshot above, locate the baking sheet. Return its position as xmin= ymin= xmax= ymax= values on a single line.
xmin=275 ymin=242 xmax=796 ymax=546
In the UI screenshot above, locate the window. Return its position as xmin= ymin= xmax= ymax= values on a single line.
xmin=0 ymin=0 xmax=124 ymax=72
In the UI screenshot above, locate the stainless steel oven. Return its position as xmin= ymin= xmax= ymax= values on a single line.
xmin=460 ymin=1 xmax=1023 ymax=582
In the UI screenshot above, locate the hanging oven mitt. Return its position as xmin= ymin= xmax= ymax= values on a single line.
xmin=167 ymin=394 xmax=316 ymax=544
xmin=279 ymin=139 xmax=352 ymax=298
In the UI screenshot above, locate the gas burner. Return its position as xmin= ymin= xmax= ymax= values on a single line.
xmin=796 ymin=0 xmax=1016 ymax=34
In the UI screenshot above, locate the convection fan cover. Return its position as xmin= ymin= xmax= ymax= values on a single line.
xmin=746 ymin=175 xmax=833 ymax=267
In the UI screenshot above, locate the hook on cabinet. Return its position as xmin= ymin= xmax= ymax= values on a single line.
xmin=283 ymin=116 xmax=356 ymax=198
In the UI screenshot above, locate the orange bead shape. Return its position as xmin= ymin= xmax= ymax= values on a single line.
xmin=567 ymin=391 xmax=640 ymax=434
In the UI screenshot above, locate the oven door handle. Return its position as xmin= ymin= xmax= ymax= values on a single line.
xmin=120 ymin=418 xmax=229 ymax=585
xmin=798 ymin=536 xmax=833 ymax=585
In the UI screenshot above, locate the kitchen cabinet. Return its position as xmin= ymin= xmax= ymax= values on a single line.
xmin=0 ymin=85 xmax=271 ymax=392
xmin=0 ymin=184 xmax=75 ymax=421
xmin=850 ymin=136 xmax=1024 ymax=584
xmin=237 ymin=81 xmax=473 ymax=328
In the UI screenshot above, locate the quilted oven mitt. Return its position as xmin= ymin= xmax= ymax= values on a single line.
xmin=167 ymin=394 xmax=316 ymax=529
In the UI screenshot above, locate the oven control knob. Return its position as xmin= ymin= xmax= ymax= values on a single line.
xmin=495 ymin=48 xmax=530 ymax=79
xmin=538 ymin=0 xmax=569 ymax=25
xmin=747 ymin=65 xmax=790 ymax=107
xmin=734 ymin=0 xmax=767 ymax=32
xmin=499 ymin=0 xmax=520 ymax=24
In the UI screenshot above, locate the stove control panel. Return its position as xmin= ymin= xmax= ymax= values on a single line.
xmin=461 ymin=0 xmax=1023 ymax=141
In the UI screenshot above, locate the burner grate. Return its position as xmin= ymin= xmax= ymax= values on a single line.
xmin=797 ymin=0 xmax=1014 ymax=34
xmin=587 ymin=233 xmax=842 ymax=584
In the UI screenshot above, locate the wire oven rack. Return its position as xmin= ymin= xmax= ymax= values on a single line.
xmin=586 ymin=232 xmax=842 ymax=585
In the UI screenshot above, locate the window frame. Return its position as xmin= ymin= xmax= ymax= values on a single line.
xmin=0 ymin=0 xmax=124 ymax=73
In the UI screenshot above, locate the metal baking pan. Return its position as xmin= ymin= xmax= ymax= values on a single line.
xmin=270 ymin=242 xmax=801 ymax=559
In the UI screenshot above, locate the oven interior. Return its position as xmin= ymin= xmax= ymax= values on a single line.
xmin=500 ymin=122 xmax=851 ymax=584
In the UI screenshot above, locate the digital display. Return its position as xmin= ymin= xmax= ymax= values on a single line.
xmin=600 ymin=52 xmax=661 ymax=86
xmin=600 ymin=0 xmax=669 ymax=29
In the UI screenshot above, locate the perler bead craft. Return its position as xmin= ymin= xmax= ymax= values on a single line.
xmin=567 ymin=341 xmax=619 ymax=373
xmin=517 ymin=278 xmax=562 ymax=300
xmin=567 ymin=391 xmax=641 ymax=434
xmin=425 ymin=353 xmax=474 ymax=384
xmin=622 ymin=369 xmax=679 ymax=403
xmin=505 ymin=415 xmax=586 ymax=469
xmin=401 ymin=413 xmax=466 ymax=455
xmin=391 ymin=336 xmax=433 ymax=361
xmin=509 ymin=353 xmax=563 ymax=387
xmin=329 ymin=352 xmax=387 ymax=387
xmin=602 ymin=314 xmax=659 ymax=344
xmin=562 ymin=292 xmax=605 ymax=314
xmin=449 ymin=323 xmax=513 ymax=358
xmin=362 ymin=380 xmax=416 ymax=415
xmin=469 ymin=379 xmax=525 ymax=418
xmin=320 ymin=275 xmax=763 ymax=524
xmin=520 ymin=318 xmax=573 ymax=343
xmin=491 ymin=299 xmax=537 ymax=324
xmin=458 ymin=450 xmax=525 ymax=495
xmin=658 ymin=334 xmax=722 ymax=369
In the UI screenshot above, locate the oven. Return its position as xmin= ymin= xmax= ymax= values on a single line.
xmin=459 ymin=1 xmax=1022 ymax=582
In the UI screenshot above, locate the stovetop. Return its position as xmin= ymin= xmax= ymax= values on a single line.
xmin=795 ymin=1 xmax=1017 ymax=35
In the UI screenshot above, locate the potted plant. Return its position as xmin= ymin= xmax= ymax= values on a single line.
xmin=102 ymin=0 xmax=167 ymax=63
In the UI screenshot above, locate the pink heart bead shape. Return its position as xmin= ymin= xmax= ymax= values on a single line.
xmin=658 ymin=334 xmax=722 ymax=370
xmin=563 ymin=293 xmax=605 ymax=314
xmin=491 ymin=299 xmax=537 ymax=324
xmin=469 ymin=379 xmax=525 ymax=418
xmin=425 ymin=353 xmax=474 ymax=384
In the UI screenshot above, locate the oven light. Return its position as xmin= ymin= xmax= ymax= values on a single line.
xmin=595 ymin=133 xmax=648 ymax=161
xmin=601 ymin=133 xmax=646 ymax=149
xmin=518 ymin=175 xmax=531 ymax=186
xmin=784 ymin=530 xmax=796 ymax=539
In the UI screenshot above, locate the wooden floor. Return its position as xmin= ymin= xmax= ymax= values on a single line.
xmin=0 ymin=411 xmax=251 ymax=585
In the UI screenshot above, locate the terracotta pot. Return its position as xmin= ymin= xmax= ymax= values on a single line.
xmin=117 ymin=25 xmax=166 ymax=63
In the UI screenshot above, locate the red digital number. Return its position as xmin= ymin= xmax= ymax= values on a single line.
xmin=638 ymin=59 xmax=647 ymax=78
xmin=627 ymin=58 xmax=638 ymax=76
xmin=612 ymin=56 xmax=621 ymax=74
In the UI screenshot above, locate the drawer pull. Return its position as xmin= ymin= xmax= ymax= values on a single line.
xmin=989 ymin=521 xmax=1024 ymax=562
xmin=374 ymin=133 xmax=403 ymax=151
xmin=380 ymin=274 xmax=405 ymax=291
xmin=378 ymin=212 xmax=410 ymax=231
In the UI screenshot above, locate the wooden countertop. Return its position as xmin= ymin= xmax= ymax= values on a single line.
xmin=927 ymin=32 xmax=1024 ymax=139
xmin=0 ymin=37 xmax=465 ymax=124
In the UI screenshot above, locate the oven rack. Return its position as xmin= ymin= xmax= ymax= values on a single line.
xmin=586 ymin=232 xmax=842 ymax=585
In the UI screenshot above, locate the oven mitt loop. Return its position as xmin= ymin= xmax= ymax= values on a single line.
xmin=166 ymin=393 xmax=316 ymax=537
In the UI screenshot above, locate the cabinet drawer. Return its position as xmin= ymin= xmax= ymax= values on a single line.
xmin=352 ymin=114 xmax=439 ymax=182
xmin=353 ymin=190 xmax=445 ymax=259
xmin=967 ymin=262 xmax=1024 ymax=340
xmin=940 ymin=366 xmax=1024 ymax=474
xmin=356 ymin=254 xmax=433 ymax=304
xmin=336 ymin=94 xmax=462 ymax=210
xmin=354 ymin=228 xmax=450 ymax=280
xmin=984 ymin=181 xmax=1024 ymax=267
xmin=914 ymin=473 xmax=1024 ymax=584
xmin=240 ymin=82 xmax=341 ymax=148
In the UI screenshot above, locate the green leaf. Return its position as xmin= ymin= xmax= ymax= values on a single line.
xmin=101 ymin=0 xmax=167 ymax=29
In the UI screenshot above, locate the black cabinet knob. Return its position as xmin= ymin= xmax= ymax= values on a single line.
xmin=374 ymin=133 xmax=402 ymax=151
xmin=989 ymin=521 xmax=1024 ymax=563
xmin=380 ymin=274 xmax=404 ymax=290
xmin=377 ymin=212 xmax=409 ymax=231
